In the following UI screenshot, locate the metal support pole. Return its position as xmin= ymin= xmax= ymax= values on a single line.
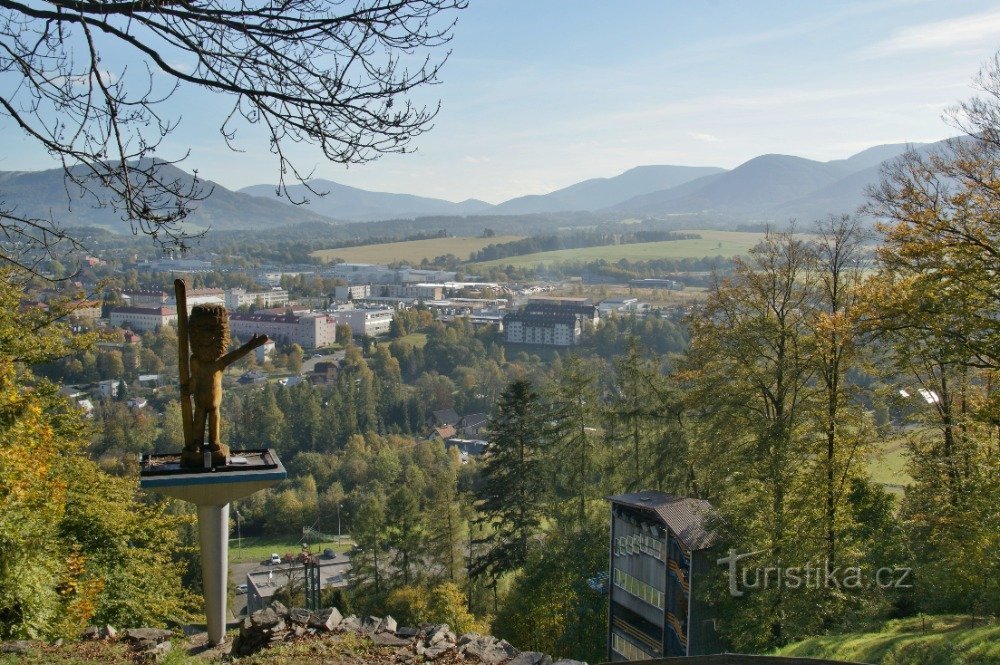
xmin=197 ymin=503 xmax=230 ymax=645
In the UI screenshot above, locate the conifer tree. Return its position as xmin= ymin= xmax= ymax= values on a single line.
xmin=470 ymin=379 xmax=545 ymax=581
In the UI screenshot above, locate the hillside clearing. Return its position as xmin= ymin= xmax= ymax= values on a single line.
xmin=311 ymin=236 xmax=523 ymax=264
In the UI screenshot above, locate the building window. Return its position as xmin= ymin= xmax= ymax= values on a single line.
xmin=612 ymin=567 xmax=664 ymax=610
xmin=611 ymin=632 xmax=653 ymax=661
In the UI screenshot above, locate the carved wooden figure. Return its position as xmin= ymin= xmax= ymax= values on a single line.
xmin=176 ymin=280 xmax=268 ymax=467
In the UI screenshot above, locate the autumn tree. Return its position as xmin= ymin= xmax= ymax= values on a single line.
xmin=682 ymin=231 xmax=822 ymax=647
xmin=0 ymin=269 xmax=195 ymax=638
xmin=864 ymin=57 xmax=1000 ymax=614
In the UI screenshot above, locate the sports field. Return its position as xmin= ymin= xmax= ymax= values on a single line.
xmin=311 ymin=235 xmax=523 ymax=264
xmin=471 ymin=229 xmax=772 ymax=268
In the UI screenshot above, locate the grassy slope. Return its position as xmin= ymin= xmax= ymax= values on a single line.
xmin=776 ymin=615 xmax=1000 ymax=665
xmin=310 ymin=235 xmax=523 ymax=264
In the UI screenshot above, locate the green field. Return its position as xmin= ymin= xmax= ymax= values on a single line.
xmin=392 ymin=332 xmax=428 ymax=349
xmin=867 ymin=436 xmax=913 ymax=492
xmin=229 ymin=534 xmax=355 ymax=564
xmin=311 ymin=235 xmax=524 ymax=264
xmin=776 ymin=615 xmax=1000 ymax=665
xmin=471 ymin=229 xmax=772 ymax=268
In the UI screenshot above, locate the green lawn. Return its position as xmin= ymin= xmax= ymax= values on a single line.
xmin=392 ymin=332 xmax=428 ymax=349
xmin=866 ymin=437 xmax=912 ymax=492
xmin=229 ymin=534 xmax=355 ymax=564
xmin=470 ymin=229 xmax=772 ymax=268
xmin=776 ymin=615 xmax=1000 ymax=665
xmin=310 ymin=235 xmax=523 ymax=264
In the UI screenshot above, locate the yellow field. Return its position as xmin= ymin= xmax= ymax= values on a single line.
xmin=311 ymin=235 xmax=524 ymax=264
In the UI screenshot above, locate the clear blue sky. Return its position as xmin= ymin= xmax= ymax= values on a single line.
xmin=4 ymin=0 xmax=1000 ymax=204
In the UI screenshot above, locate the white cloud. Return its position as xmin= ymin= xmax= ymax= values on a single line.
xmin=866 ymin=8 xmax=1000 ymax=57
xmin=688 ymin=132 xmax=721 ymax=143
xmin=462 ymin=155 xmax=491 ymax=163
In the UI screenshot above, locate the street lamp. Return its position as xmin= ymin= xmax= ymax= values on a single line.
xmin=234 ymin=508 xmax=242 ymax=557
xmin=337 ymin=504 xmax=343 ymax=548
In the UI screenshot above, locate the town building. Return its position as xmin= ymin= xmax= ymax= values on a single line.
xmin=334 ymin=284 xmax=372 ymax=301
xmin=229 ymin=311 xmax=337 ymax=349
xmin=225 ymin=288 xmax=290 ymax=310
xmin=109 ymin=306 xmax=178 ymax=332
xmin=328 ymin=307 xmax=395 ymax=337
xmin=245 ymin=559 xmax=349 ymax=614
xmin=607 ymin=490 xmax=720 ymax=660
xmin=377 ymin=283 xmax=444 ymax=301
xmin=598 ymin=298 xmax=647 ymax=317
xmin=122 ymin=289 xmax=170 ymax=308
xmin=503 ymin=309 xmax=583 ymax=347
xmin=524 ymin=297 xmax=599 ymax=323
xmin=629 ymin=278 xmax=684 ymax=290
xmin=183 ymin=288 xmax=226 ymax=312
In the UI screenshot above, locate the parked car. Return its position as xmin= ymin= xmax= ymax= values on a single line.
xmin=235 ymin=584 xmax=248 ymax=595
xmin=270 ymin=553 xmax=281 ymax=565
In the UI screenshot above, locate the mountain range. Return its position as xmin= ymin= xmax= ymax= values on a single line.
xmin=0 ymin=140 xmax=947 ymax=234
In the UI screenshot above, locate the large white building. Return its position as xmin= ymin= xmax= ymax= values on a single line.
xmin=334 ymin=284 xmax=372 ymax=301
xmin=229 ymin=311 xmax=336 ymax=349
xmin=109 ymin=306 xmax=178 ymax=332
xmin=329 ymin=307 xmax=395 ymax=337
xmin=183 ymin=288 xmax=226 ymax=312
xmin=225 ymin=288 xmax=290 ymax=310
xmin=503 ymin=310 xmax=582 ymax=346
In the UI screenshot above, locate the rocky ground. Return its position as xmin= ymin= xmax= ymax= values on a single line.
xmin=0 ymin=603 xmax=588 ymax=665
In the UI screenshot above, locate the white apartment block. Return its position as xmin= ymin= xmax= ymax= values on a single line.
xmin=329 ymin=307 xmax=395 ymax=337
xmin=225 ymin=288 xmax=290 ymax=310
xmin=334 ymin=284 xmax=372 ymax=301
xmin=183 ymin=288 xmax=225 ymax=312
xmin=503 ymin=311 xmax=582 ymax=347
xmin=229 ymin=311 xmax=337 ymax=349
xmin=109 ymin=306 xmax=178 ymax=332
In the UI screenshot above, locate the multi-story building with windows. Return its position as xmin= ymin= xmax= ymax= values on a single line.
xmin=225 ymin=288 xmax=290 ymax=310
xmin=229 ymin=311 xmax=336 ymax=348
xmin=334 ymin=284 xmax=372 ymax=301
xmin=328 ymin=307 xmax=395 ymax=337
xmin=108 ymin=306 xmax=178 ymax=332
xmin=607 ymin=490 xmax=720 ymax=660
xmin=503 ymin=310 xmax=582 ymax=346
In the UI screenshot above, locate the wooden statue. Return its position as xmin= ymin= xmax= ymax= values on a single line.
xmin=175 ymin=280 xmax=268 ymax=467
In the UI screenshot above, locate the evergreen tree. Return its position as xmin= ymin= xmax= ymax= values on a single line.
xmin=471 ymin=380 xmax=545 ymax=582
xmin=385 ymin=486 xmax=425 ymax=585
xmin=543 ymin=354 xmax=602 ymax=524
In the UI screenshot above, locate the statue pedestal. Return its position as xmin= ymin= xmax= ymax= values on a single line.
xmin=139 ymin=450 xmax=286 ymax=645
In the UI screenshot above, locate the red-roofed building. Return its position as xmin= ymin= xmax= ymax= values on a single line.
xmin=109 ymin=306 xmax=177 ymax=332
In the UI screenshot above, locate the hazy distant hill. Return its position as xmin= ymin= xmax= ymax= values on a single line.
xmin=240 ymin=179 xmax=494 ymax=222
xmin=493 ymin=165 xmax=725 ymax=214
xmin=0 ymin=163 xmax=335 ymax=232
xmin=610 ymin=142 xmax=930 ymax=220
xmin=2 ymin=141 xmax=950 ymax=234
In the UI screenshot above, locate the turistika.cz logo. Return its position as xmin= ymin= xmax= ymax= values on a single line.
xmin=716 ymin=549 xmax=913 ymax=597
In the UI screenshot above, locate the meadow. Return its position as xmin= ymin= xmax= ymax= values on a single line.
xmin=311 ymin=235 xmax=524 ymax=264
xmin=470 ymin=229 xmax=774 ymax=268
